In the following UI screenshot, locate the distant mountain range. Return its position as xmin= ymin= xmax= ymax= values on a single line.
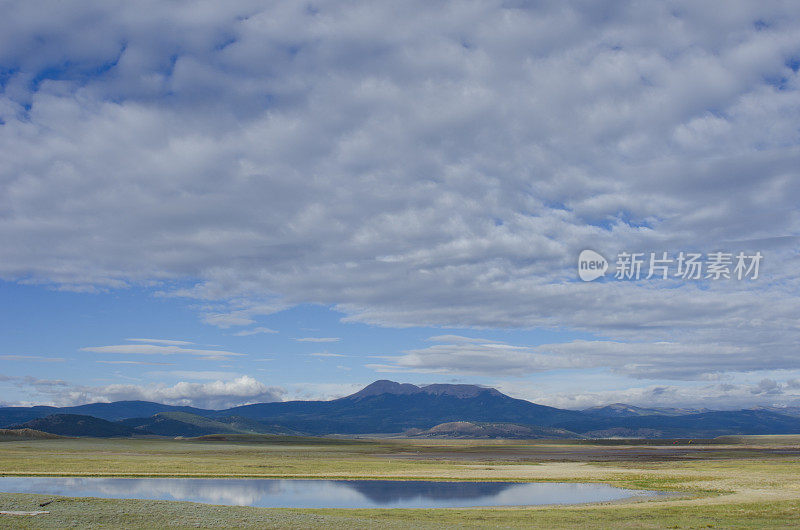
xmin=581 ymin=403 xmax=710 ymax=417
xmin=3 ymin=380 xmax=800 ymax=439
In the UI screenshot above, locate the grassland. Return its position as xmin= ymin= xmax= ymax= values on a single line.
xmin=1 ymin=435 xmax=799 ymax=528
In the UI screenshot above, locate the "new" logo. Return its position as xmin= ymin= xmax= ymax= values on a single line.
xmin=578 ymin=249 xmax=608 ymax=281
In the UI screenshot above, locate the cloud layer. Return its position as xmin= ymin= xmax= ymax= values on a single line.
xmin=0 ymin=374 xmax=284 ymax=409
xmin=499 ymin=377 xmax=800 ymax=411
xmin=1 ymin=1 xmax=800 ymax=387
xmin=369 ymin=336 xmax=777 ymax=380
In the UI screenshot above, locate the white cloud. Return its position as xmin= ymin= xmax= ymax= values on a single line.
xmin=233 ymin=326 xmax=278 ymax=336
xmin=0 ymin=1 xmax=799 ymax=387
xmin=125 ymin=338 xmax=194 ymax=345
xmin=201 ymin=313 xmax=256 ymax=328
xmin=195 ymin=301 xmax=288 ymax=329
xmin=81 ymin=344 xmax=245 ymax=359
xmin=368 ymin=336 xmax=780 ymax=381
xmin=368 ymin=338 xmax=560 ymax=376
xmin=0 ymin=355 xmax=65 ymax=362
xmin=156 ymin=371 xmax=240 ymax=380
xmin=426 ymin=335 xmax=496 ymax=344
xmin=97 ymin=360 xmax=174 ymax=366
xmin=89 ymin=376 xmax=284 ymax=409
xmin=497 ymin=378 xmax=800 ymax=411
xmin=294 ymin=337 xmax=341 ymax=343
xmin=0 ymin=374 xmax=285 ymax=409
xmin=281 ymin=382 xmax=364 ymax=401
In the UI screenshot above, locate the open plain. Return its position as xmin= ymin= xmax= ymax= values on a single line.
xmin=0 ymin=435 xmax=799 ymax=528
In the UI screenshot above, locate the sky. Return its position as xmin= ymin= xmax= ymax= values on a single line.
xmin=1 ymin=1 xmax=800 ymax=410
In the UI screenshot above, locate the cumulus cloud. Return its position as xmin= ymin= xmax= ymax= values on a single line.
xmin=0 ymin=374 xmax=284 ymax=409
xmin=0 ymin=1 xmax=799 ymax=388
xmin=84 ymin=376 xmax=285 ymax=409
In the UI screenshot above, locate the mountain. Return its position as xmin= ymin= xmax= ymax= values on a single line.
xmin=63 ymin=401 xmax=208 ymax=421
xmin=219 ymin=381 xmax=584 ymax=434
xmin=555 ymin=409 xmax=800 ymax=438
xmin=581 ymin=403 xmax=711 ymax=418
xmin=10 ymin=414 xmax=139 ymax=437
xmin=4 ymin=381 xmax=800 ymax=439
xmin=0 ymin=401 xmax=205 ymax=426
xmin=348 ymin=380 xmax=422 ymax=399
xmin=349 ymin=380 xmax=504 ymax=400
xmin=582 ymin=403 xmax=667 ymax=417
xmin=0 ymin=405 xmax=63 ymax=427
xmin=750 ymin=406 xmax=800 ymax=418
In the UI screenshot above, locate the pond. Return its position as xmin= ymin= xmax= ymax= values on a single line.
xmin=0 ymin=477 xmax=657 ymax=509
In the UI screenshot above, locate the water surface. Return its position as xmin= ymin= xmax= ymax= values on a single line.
xmin=0 ymin=477 xmax=656 ymax=508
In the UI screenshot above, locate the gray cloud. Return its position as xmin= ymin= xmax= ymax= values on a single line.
xmin=0 ymin=1 xmax=799 ymax=384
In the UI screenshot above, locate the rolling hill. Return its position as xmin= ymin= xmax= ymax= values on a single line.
xmin=10 ymin=414 xmax=138 ymax=437
xmin=120 ymin=411 xmax=302 ymax=437
xmin=0 ymin=428 xmax=65 ymax=441
xmin=405 ymin=421 xmax=580 ymax=439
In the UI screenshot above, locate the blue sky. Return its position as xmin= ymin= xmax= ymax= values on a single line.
xmin=0 ymin=280 xmax=607 ymax=406
xmin=1 ymin=1 xmax=800 ymax=409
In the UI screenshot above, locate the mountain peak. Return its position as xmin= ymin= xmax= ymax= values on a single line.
xmin=349 ymin=380 xmax=422 ymax=399
xmin=347 ymin=380 xmax=505 ymax=400
xmin=420 ymin=383 xmax=504 ymax=398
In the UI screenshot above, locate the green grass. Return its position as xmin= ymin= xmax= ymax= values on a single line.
xmin=1 ymin=437 xmax=799 ymax=528
xmin=713 ymin=434 xmax=800 ymax=445
xmin=1 ymin=494 xmax=799 ymax=529
xmin=189 ymin=433 xmax=374 ymax=444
